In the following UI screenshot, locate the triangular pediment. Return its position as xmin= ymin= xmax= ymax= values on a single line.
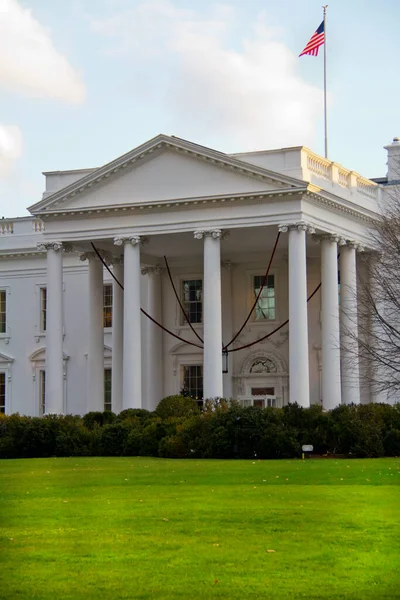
xmin=29 ymin=135 xmax=304 ymax=214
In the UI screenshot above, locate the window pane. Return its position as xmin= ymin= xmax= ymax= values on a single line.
xmin=0 ymin=372 xmax=5 ymax=413
xmin=103 ymin=285 xmax=113 ymax=328
xmin=254 ymin=275 xmax=275 ymax=320
xmin=0 ymin=290 xmax=6 ymax=334
xmin=40 ymin=288 xmax=47 ymax=332
xmin=104 ymin=369 xmax=112 ymax=411
xmin=182 ymin=365 xmax=203 ymax=401
xmin=40 ymin=371 xmax=46 ymax=416
xmin=182 ymin=280 xmax=202 ymax=324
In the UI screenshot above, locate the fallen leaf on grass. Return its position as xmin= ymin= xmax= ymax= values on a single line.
xmin=214 ymin=580 xmax=219 ymax=585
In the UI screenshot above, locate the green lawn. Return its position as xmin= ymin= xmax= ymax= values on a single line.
xmin=0 ymin=457 xmax=399 ymax=599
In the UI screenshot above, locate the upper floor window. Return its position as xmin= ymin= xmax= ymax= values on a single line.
xmin=254 ymin=275 xmax=275 ymax=321
xmin=103 ymin=284 xmax=113 ymax=328
xmin=182 ymin=279 xmax=202 ymax=324
xmin=0 ymin=372 xmax=5 ymax=413
xmin=0 ymin=290 xmax=6 ymax=334
xmin=40 ymin=287 xmax=47 ymax=332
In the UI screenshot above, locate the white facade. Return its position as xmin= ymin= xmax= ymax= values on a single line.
xmin=0 ymin=134 xmax=395 ymax=416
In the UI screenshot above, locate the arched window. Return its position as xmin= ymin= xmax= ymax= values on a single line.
xmin=249 ymin=359 xmax=277 ymax=374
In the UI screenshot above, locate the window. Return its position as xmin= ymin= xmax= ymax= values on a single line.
xmin=40 ymin=287 xmax=47 ymax=332
xmin=0 ymin=372 xmax=5 ymax=413
xmin=182 ymin=279 xmax=202 ymax=324
xmin=0 ymin=290 xmax=6 ymax=334
xmin=254 ymin=275 xmax=275 ymax=321
xmin=103 ymin=284 xmax=113 ymax=328
xmin=104 ymin=369 xmax=112 ymax=411
xmin=39 ymin=370 xmax=46 ymax=416
xmin=182 ymin=365 xmax=203 ymax=401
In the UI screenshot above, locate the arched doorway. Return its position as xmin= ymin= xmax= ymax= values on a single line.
xmin=234 ymin=350 xmax=288 ymax=408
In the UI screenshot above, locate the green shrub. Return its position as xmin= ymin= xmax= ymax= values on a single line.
xmin=117 ymin=409 xmax=151 ymax=422
xmin=0 ymin=402 xmax=398 ymax=459
xmin=83 ymin=411 xmax=116 ymax=429
xmin=98 ymin=422 xmax=132 ymax=456
xmin=383 ymin=428 xmax=400 ymax=456
xmin=155 ymin=395 xmax=200 ymax=419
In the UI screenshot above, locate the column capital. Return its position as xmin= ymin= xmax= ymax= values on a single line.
xmin=114 ymin=235 xmax=149 ymax=247
xmin=79 ymin=249 xmax=113 ymax=265
xmin=37 ymin=241 xmax=64 ymax=252
xmin=340 ymin=239 xmax=365 ymax=252
xmin=278 ymin=221 xmax=315 ymax=234
xmin=193 ymin=229 xmax=229 ymax=240
xmin=141 ymin=265 xmax=163 ymax=276
xmin=313 ymin=232 xmax=342 ymax=244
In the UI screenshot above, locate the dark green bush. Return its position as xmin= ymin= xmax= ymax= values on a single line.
xmin=154 ymin=395 xmax=200 ymax=419
xmin=82 ymin=411 xmax=116 ymax=429
xmin=117 ymin=409 xmax=151 ymax=422
xmin=98 ymin=422 xmax=132 ymax=456
xmin=0 ymin=402 xmax=399 ymax=459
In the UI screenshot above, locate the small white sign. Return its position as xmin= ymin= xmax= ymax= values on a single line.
xmin=302 ymin=445 xmax=313 ymax=452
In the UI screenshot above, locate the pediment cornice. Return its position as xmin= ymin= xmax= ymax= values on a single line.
xmin=28 ymin=134 xmax=303 ymax=215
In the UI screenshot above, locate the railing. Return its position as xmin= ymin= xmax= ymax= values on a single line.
xmin=33 ymin=219 xmax=45 ymax=232
xmin=307 ymin=154 xmax=330 ymax=179
xmin=305 ymin=149 xmax=378 ymax=200
xmin=0 ymin=221 xmax=13 ymax=234
xmin=338 ymin=167 xmax=350 ymax=188
xmin=0 ymin=218 xmax=45 ymax=234
xmin=356 ymin=176 xmax=378 ymax=199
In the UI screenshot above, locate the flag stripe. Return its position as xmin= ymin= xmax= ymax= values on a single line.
xmin=299 ymin=21 xmax=325 ymax=57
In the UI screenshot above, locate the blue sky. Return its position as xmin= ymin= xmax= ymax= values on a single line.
xmin=1 ymin=0 xmax=399 ymax=217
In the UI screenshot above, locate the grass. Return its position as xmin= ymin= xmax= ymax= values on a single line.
xmin=0 ymin=457 xmax=399 ymax=599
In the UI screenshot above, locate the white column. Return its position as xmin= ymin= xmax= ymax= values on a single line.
xmin=222 ymin=260 xmax=233 ymax=399
xmin=112 ymin=260 xmax=124 ymax=414
xmin=41 ymin=242 xmax=64 ymax=414
xmin=321 ymin=235 xmax=341 ymax=409
xmin=194 ymin=229 xmax=224 ymax=399
xmin=143 ymin=266 xmax=163 ymax=410
xmin=115 ymin=236 xmax=142 ymax=409
xmin=85 ymin=254 xmax=104 ymax=412
xmin=280 ymin=223 xmax=311 ymax=408
xmin=339 ymin=242 xmax=361 ymax=405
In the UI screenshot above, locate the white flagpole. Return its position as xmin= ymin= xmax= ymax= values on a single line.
xmin=323 ymin=5 xmax=328 ymax=158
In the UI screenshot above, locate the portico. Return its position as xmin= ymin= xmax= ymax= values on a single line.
xmin=1 ymin=133 xmax=379 ymax=416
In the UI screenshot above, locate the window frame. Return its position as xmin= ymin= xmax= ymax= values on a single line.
xmin=0 ymin=287 xmax=10 ymax=339
xmin=178 ymin=275 xmax=203 ymax=327
xmin=39 ymin=370 xmax=46 ymax=416
xmin=40 ymin=287 xmax=47 ymax=332
xmin=0 ymin=371 xmax=6 ymax=414
xmin=103 ymin=282 xmax=113 ymax=330
xmin=181 ymin=364 xmax=203 ymax=403
xmin=247 ymin=269 xmax=279 ymax=324
xmin=104 ymin=368 xmax=112 ymax=411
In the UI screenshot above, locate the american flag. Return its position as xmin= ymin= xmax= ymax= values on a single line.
xmin=299 ymin=21 xmax=325 ymax=57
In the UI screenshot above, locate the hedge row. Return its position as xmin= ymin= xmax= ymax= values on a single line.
xmin=0 ymin=397 xmax=399 ymax=459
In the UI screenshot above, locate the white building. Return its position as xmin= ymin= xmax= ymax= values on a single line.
xmin=0 ymin=134 xmax=398 ymax=416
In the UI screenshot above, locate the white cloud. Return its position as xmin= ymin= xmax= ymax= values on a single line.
xmin=0 ymin=0 xmax=85 ymax=103
xmin=91 ymin=1 xmax=322 ymax=150
xmin=0 ymin=125 xmax=22 ymax=176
